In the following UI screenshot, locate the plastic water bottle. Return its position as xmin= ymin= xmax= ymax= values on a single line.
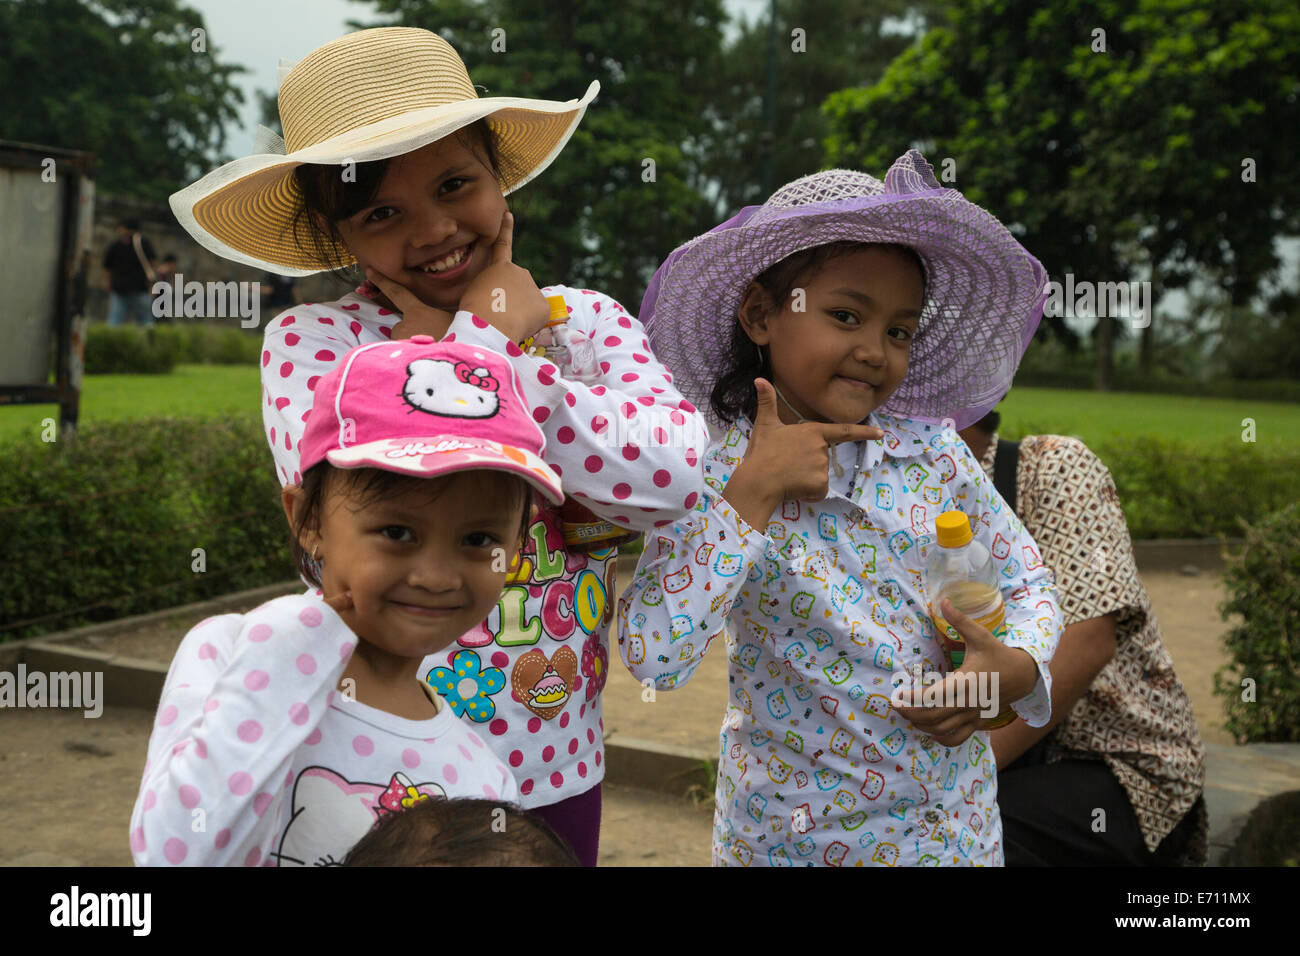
xmin=525 ymin=295 xmax=638 ymax=552
xmin=925 ymin=510 xmax=1017 ymax=728
xmin=525 ymin=295 xmax=600 ymax=385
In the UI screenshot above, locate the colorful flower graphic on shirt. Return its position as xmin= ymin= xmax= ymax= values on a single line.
xmin=426 ymin=649 xmax=505 ymax=723
xmin=581 ymin=631 xmax=608 ymax=701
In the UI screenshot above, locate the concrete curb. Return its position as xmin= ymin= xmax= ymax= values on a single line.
xmin=1130 ymin=538 xmax=1242 ymax=573
xmin=1203 ymin=742 xmax=1300 ymax=866
xmin=602 ymin=737 xmax=717 ymax=795
xmin=0 ymin=580 xmax=304 ymax=671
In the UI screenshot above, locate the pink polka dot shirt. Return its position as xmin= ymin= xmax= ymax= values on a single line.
xmin=259 ymin=285 xmax=710 ymax=810
xmin=130 ymin=593 xmax=516 ymax=866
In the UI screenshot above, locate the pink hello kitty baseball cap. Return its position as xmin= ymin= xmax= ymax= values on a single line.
xmin=298 ymin=335 xmax=563 ymax=504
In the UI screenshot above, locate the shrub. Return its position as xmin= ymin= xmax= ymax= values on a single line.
xmin=1089 ymin=438 xmax=1300 ymax=539
xmin=1213 ymin=502 xmax=1300 ymax=743
xmin=84 ymin=324 xmax=261 ymax=374
xmin=0 ymin=416 xmax=292 ymax=642
xmin=83 ymin=326 xmax=176 ymax=374
xmin=1012 ymin=339 xmax=1300 ymax=403
xmin=1222 ymin=790 xmax=1300 ymax=867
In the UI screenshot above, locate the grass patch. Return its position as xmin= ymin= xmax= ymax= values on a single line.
xmin=998 ymin=388 xmax=1300 ymax=451
xmin=0 ymin=364 xmax=261 ymax=448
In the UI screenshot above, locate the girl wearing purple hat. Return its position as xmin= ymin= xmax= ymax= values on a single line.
xmin=620 ymin=152 xmax=1064 ymax=866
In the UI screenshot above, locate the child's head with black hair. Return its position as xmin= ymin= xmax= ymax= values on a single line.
xmin=290 ymin=120 xmax=507 ymax=298
xmin=342 ymin=797 xmax=580 ymax=867
xmin=710 ymin=240 xmax=927 ymax=427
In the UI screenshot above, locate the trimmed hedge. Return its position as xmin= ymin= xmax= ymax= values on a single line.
xmin=1089 ymin=438 xmax=1300 ymax=540
xmin=0 ymin=416 xmax=291 ymax=642
xmin=1214 ymin=502 xmax=1300 ymax=743
xmin=83 ymin=325 xmax=262 ymax=374
xmin=3 ymin=415 xmax=1297 ymax=642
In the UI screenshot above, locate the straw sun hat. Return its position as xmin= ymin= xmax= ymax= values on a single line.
xmin=170 ymin=27 xmax=599 ymax=275
xmin=640 ymin=150 xmax=1050 ymax=431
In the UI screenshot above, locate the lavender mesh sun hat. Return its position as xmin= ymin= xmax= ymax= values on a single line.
xmin=639 ymin=150 xmax=1049 ymax=431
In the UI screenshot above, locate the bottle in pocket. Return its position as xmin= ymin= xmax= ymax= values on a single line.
xmin=925 ymin=510 xmax=1017 ymax=728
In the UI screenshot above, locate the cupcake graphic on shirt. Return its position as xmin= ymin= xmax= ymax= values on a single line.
xmin=529 ymin=668 xmax=570 ymax=710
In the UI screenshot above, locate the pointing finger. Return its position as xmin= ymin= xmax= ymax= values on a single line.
xmin=822 ymin=422 xmax=885 ymax=445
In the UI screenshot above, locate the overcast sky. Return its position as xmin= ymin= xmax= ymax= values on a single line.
xmin=192 ymin=0 xmax=770 ymax=157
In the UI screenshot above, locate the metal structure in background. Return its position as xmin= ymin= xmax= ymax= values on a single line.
xmin=0 ymin=141 xmax=95 ymax=442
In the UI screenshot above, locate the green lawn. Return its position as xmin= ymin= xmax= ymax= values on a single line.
xmin=998 ymin=388 xmax=1299 ymax=451
xmin=1 ymin=367 xmax=1297 ymax=452
xmin=0 ymin=365 xmax=261 ymax=447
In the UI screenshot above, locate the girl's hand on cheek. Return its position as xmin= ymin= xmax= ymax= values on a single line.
xmin=322 ymin=586 xmax=360 ymax=636
xmin=365 ymin=267 xmax=455 ymax=340
xmin=459 ymin=211 xmax=549 ymax=344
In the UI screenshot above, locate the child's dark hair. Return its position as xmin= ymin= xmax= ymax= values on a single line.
xmin=710 ymin=241 xmax=928 ymax=426
xmin=342 ymin=797 xmax=580 ymax=866
xmin=288 ymin=462 xmax=533 ymax=589
xmin=289 ymin=119 xmax=503 ymax=279
xmin=970 ymin=408 xmax=1001 ymax=435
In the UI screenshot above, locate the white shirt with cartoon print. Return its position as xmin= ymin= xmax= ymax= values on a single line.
xmin=618 ymin=414 xmax=1062 ymax=867
xmin=130 ymin=592 xmax=517 ymax=867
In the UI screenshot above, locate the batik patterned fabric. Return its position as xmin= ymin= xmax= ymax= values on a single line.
xmin=619 ymin=415 xmax=1062 ymax=866
xmin=984 ymin=433 xmax=1208 ymax=864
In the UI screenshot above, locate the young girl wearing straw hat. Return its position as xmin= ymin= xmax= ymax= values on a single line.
xmin=171 ymin=27 xmax=708 ymax=866
xmin=621 ymin=152 xmax=1063 ymax=866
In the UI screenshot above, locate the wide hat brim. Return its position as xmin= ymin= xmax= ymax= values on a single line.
xmin=170 ymin=83 xmax=599 ymax=276
xmin=641 ymin=151 xmax=1049 ymax=431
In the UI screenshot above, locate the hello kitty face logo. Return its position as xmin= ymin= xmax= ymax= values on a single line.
xmin=403 ymin=358 xmax=500 ymax=419
xmin=274 ymin=767 xmax=446 ymax=867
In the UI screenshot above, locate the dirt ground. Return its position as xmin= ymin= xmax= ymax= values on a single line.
xmin=0 ymin=563 xmax=1230 ymax=866
xmin=0 ymin=702 xmax=712 ymax=867
xmin=599 ymin=566 xmax=1237 ymax=753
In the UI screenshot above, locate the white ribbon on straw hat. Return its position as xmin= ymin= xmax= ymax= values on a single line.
xmin=170 ymin=28 xmax=599 ymax=276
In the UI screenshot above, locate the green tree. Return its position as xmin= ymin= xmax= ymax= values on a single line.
xmin=1 ymin=0 xmax=246 ymax=203
xmin=701 ymin=0 xmax=941 ymax=217
xmin=356 ymin=0 xmax=727 ymax=310
xmin=823 ymin=0 xmax=1300 ymax=387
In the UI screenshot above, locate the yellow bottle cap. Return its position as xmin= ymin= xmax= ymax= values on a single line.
xmin=546 ymin=295 xmax=568 ymax=325
xmin=935 ymin=510 xmax=972 ymax=548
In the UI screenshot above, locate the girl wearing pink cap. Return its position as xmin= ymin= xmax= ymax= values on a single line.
xmin=168 ymin=28 xmax=709 ymax=864
xmin=131 ymin=338 xmax=567 ymax=866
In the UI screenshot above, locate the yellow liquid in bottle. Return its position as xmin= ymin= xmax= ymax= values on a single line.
xmin=931 ymin=582 xmax=1018 ymax=728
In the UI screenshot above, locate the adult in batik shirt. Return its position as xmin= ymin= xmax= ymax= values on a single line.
xmin=960 ymin=409 xmax=1208 ymax=867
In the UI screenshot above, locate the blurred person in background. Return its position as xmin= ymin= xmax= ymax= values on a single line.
xmin=103 ymin=219 xmax=156 ymax=327
xmin=960 ymin=407 xmax=1208 ymax=866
